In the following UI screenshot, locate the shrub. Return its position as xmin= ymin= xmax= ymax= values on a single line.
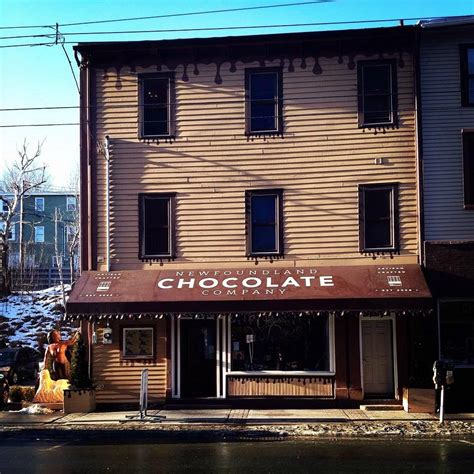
xmin=8 ymin=385 xmax=36 ymax=403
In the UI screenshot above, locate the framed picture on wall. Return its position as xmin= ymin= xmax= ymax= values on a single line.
xmin=122 ymin=327 xmax=154 ymax=360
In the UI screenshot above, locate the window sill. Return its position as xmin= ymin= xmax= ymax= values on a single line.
xmin=245 ymin=130 xmax=283 ymax=136
xmin=139 ymin=134 xmax=175 ymax=140
xmin=227 ymin=371 xmax=335 ymax=376
xmin=361 ymin=247 xmax=398 ymax=253
xmin=358 ymin=122 xmax=396 ymax=128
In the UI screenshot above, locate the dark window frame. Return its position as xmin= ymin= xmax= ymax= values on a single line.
xmin=460 ymin=44 xmax=474 ymax=107
xmin=138 ymin=72 xmax=176 ymax=139
xmin=245 ymin=188 xmax=284 ymax=257
xmin=359 ymin=183 xmax=399 ymax=252
xmin=138 ymin=193 xmax=176 ymax=259
xmin=462 ymin=130 xmax=474 ymax=209
xmin=357 ymin=59 xmax=398 ymax=127
xmin=120 ymin=325 xmax=156 ymax=361
xmin=245 ymin=67 xmax=283 ymax=135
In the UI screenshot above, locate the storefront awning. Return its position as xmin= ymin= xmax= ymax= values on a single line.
xmin=67 ymin=264 xmax=432 ymax=315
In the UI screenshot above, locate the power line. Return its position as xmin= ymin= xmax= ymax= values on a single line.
xmin=0 ymin=17 xmax=420 ymax=42
xmin=61 ymin=1 xmax=332 ymax=27
xmin=0 ymin=1 xmax=330 ymax=32
xmin=0 ymin=103 xmax=466 ymax=128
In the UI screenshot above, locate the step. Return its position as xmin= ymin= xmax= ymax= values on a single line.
xmin=360 ymin=404 xmax=403 ymax=411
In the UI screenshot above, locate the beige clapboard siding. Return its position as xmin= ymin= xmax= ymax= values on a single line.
xmin=93 ymin=321 xmax=167 ymax=404
xmin=92 ymin=53 xmax=418 ymax=269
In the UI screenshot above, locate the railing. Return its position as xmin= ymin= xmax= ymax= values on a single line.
xmin=10 ymin=267 xmax=79 ymax=291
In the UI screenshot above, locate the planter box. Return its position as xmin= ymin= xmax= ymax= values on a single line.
xmin=403 ymin=388 xmax=435 ymax=413
xmin=63 ymin=389 xmax=96 ymax=414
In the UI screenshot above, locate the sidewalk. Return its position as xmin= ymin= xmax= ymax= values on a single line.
xmin=1 ymin=407 xmax=473 ymax=428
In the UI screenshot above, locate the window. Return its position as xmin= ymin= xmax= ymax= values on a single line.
xmin=357 ymin=60 xmax=397 ymax=127
xmin=35 ymin=197 xmax=44 ymax=212
xmin=246 ymin=189 xmax=283 ymax=256
xmin=245 ymin=68 xmax=283 ymax=134
xmin=121 ymin=327 xmax=154 ymax=360
xmin=0 ymin=222 xmax=15 ymax=241
xmin=138 ymin=73 xmax=175 ymax=138
xmin=1 ymin=200 xmax=8 ymax=213
xmin=463 ymin=131 xmax=474 ymax=208
xmin=461 ymin=45 xmax=474 ymax=106
xmin=65 ymin=225 xmax=76 ymax=245
xmin=9 ymin=224 xmax=16 ymax=241
xmin=34 ymin=226 xmax=45 ymax=243
xmin=439 ymin=300 xmax=474 ymax=365
xmin=231 ymin=314 xmax=331 ymax=372
xmin=359 ymin=184 xmax=398 ymax=252
xmin=66 ymin=196 xmax=77 ymax=211
xmin=139 ymin=193 xmax=175 ymax=259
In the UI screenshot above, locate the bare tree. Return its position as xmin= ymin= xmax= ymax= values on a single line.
xmin=0 ymin=140 xmax=48 ymax=294
xmin=66 ymin=168 xmax=80 ymax=285
xmin=53 ymin=207 xmax=67 ymax=313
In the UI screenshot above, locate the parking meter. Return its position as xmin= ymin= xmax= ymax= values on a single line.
xmin=433 ymin=360 xmax=446 ymax=389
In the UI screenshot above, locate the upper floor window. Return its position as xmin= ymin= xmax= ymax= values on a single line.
xmin=35 ymin=197 xmax=44 ymax=212
xmin=1 ymin=200 xmax=8 ymax=213
xmin=359 ymin=184 xmax=398 ymax=252
xmin=357 ymin=60 xmax=397 ymax=127
xmin=461 ymin=45 xmax=474 ymax=106
xmin=34 ymin=226 xmax=45 ymax=243
xmin=138 ymin=73 xmax=175 ymax=138
xmin=139 ymin=193 xmax=175 ymax=259
xmin=246 ymin=189 xmax=283 ymax=256
xmin=463 ymin=131 xmax=474 ymax=208
xmin=67 ymin=196 xmax=77 ymax=211
xmin=245 ymin=68 xmax=283 ymax=134
xmin=0 ymin=222 xmax=15 ymax=241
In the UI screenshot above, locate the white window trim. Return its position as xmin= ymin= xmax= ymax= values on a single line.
xmin=67 ymin=196 xmax=77 ymax=211
xmin=34 ymin=226 xmax=45 ymax=243
xmin=35 ymin=197 xmax=45 ymax=212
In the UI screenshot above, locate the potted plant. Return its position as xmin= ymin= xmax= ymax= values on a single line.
xmin=63 ymin=334 xmax=96 ymax=414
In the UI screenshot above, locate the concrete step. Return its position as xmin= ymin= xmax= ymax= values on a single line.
xmin=360 ymin=404 xmax=403 ymax=411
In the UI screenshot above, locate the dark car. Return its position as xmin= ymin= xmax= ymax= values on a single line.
xmin=0 ymin=347 xmax=41 ymax=385
xmin=0 ymin=373 xmax=8 ymax=406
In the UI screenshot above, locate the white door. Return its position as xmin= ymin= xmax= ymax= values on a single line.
xmin=362 ymin=319 xmax=394 ymax=397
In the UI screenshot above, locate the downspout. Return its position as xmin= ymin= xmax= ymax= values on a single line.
xmin=104 ymin=135 xmax=111 ymax=272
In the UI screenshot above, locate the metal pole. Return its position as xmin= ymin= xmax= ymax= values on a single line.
xmin=439 ymin=385 xmax=445 ymax=425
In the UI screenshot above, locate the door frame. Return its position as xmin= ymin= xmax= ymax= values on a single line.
xmin=359 ymin=315 xmax=399 ymax=400
xmin=171 ymin=315 xmax=228 ymax=399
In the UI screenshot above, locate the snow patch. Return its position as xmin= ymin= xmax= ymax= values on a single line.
xmin=12 ymin=404 xmax=54 ymax=415
xmin=0 ymin=285 xmax=76 ymax=349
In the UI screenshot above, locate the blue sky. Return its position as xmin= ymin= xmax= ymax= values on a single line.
xmin=1 ymin=0 xmax=473 ymax=186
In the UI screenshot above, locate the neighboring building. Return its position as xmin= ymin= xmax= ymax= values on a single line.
xmin=69 ymin=26 xmax=433 ymax=407
xmin=0 ymin=191 xmax=79 ymax=289
xmin=419 ymin=17 xmax=474 ymax=410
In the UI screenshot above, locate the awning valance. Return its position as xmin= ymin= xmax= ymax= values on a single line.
xmin=67 ymin=264 xmax=432 ymax=315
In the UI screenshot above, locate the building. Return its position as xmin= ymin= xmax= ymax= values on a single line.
xmin=419 ymin=17 xmax=474 ymax=410
xmin=68 ymin=25 xmax=433 ymax=407
xmin=0 ymin=191 xmax=79 ymax=290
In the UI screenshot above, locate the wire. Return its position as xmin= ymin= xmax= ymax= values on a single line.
xmin=61 ymin=1 xmax=332 ymax=27
xmin=0 ymin=1 xmax=330 ymax=32
xmin=0 ymin=103 xmax=462 ymax=128
xmin=0 ymin=41 xmax=55 ymax=49
xmin=0 ymin=18 xmax=418 ymax=42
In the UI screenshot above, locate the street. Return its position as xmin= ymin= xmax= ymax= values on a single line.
xmin=1 ymin=437 xmax=473 ymax=473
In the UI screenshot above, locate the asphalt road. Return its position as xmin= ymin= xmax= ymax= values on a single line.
xmin=0 ymin=437 xmax=473 ymax=473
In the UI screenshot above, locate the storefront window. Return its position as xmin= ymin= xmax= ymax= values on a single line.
xmin=439 ymin=301 xmax=474 ymax=365
xmin=231 ymin=314 xmax=330 ymax=372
